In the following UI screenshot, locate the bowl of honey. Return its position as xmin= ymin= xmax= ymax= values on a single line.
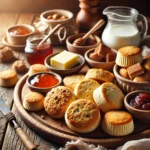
xmin=27 ymin=72 xmax=62 ymax=94
xmin=6 ymin=24 xmax=35 ymax=45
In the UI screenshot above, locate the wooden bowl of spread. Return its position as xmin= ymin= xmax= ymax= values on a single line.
xmin=26 ymin=72 xmax=62 ymax=94
xmin=6 ymin=24 xmax=35 ymax=45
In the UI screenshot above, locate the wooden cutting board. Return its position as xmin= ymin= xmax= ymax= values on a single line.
xmin=14 ymin=74 xmax=150 ymax=149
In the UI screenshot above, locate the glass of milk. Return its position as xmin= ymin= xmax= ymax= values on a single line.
xmin=102 ymin=6 xmax=148 ymax=50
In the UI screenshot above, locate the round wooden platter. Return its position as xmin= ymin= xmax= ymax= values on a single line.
xmin=14 ymin=74 xmax=150 ymax=149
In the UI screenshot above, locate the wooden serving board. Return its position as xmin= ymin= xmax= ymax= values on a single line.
xmin=14 ymin=74 xmax=150 ymax=149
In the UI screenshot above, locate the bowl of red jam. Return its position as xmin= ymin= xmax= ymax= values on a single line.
xmin=124 ymin=90 xmax=150 ymax=121
xmin=6 ymin=24 xmax=35 ymax=45
xmin=27 ymin=72 xmax=62 ymax=94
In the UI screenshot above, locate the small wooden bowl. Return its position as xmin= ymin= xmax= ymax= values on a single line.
xmin=26 ymin=72 xmax=62 ymax=94
xmin=124 ymin=90 xmax=150 ymax=122
xmin=85 ymin=48 xmax=116 ymax=71
xmin=66 ymin=33 xmax=101 ymax=56
xmin=6 ymin=24 xmax=35 ymax=45
xmin=113 ymin=64 xmax=150 ymax=93
xmin=44 ymin=53 xmax=85 ymax=76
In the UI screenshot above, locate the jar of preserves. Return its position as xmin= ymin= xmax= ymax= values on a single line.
xmin=25 ymin=34 xmax=53 ymax=65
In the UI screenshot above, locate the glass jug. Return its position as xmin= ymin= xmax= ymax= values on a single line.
xmin=102 ymin=6 xmax=148 ymax=50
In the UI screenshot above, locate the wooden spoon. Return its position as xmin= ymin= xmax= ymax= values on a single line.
xmin=73 ymin=19 xmax=105 ymax=46
xmin=37 ymin=23 xmax=62 ymax=48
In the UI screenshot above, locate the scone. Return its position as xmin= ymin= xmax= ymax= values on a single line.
xmin=12 ymin=60 xmax=27 ymax=73
xmin=74 ymin=79 xmax=100 ymax=102
xmin=28 ymin=64 xmax=49 ymax=76
xmin=23 ymin=92 xmax=44 ymax=111
xmin=63 ymin=74 xmax=85 ymax=90
xmin=0 ymin=69 xmax=18 ymax=87
xmin=65 ymin=99 xmax=101 ymax=133
xmin=143 ymin=58 xmax=150 ymax=71
xmin=116 ymin=46 xmax=143 ymax=67
xmin=44 ymin=86 xmax=76 ymax=118
xmin=93 ymin=82 xmax=124 ymax=113
xmin=0 ymin=45 xmax=14 ymax=63
xmin=85 ymin=68 xmax=114 ymax=83
xmin=102 ymin=111 xmax=134 ymax=136
xmin=119 ymin=68 xmax=130 ymax=79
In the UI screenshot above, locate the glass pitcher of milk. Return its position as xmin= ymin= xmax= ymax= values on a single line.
xmin=102 ymin=6 xmax=148 ymax=50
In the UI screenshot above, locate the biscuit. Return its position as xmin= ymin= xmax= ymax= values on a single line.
xmin=89 ymin=52 xmax=105 ymax=62
xmin=63 ymin=74 xmax=85 ymax=90
xmin=116 ymin=46 xmax=143 ymax=67
xmin=85 ymin=68 xmax=114 ymax=83
xmin=106 ymin=52 xmax=116 ymax=62
xmin=44 ymin=86 xmax=76 ymax=118
xmin=0 ymin=69 xmax=18 ymax=87
xmin=23 ymin=92 xmax=44 ymax=111
xmin=0 ymin=46 xmax=14 ymax=63
xmin=143 ymin=59 xmax=150 ymax=71
xmin=12 ymin=60 xmax=27 ymax=73
xmin=28 ymin=64 xmax=49 ymax=76
xmin=65 ymin=99 xmax=101 ymax=133
xmin=74 ymin=79 xmax=100 ymax=102
xmin=93 ymin=82 xmax=124 ymax=113
xmin=119 ymin=68 xmax=130 ymax=79
xmin=102 ymin=111 xmax=134 ymax=136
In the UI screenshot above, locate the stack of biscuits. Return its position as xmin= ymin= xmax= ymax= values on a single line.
xmin=116 ymin=46 xmax=150 ymax=82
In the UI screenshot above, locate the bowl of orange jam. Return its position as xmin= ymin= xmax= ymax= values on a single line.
xmin=6 ymin=24 xmax=35 ymax=45
xmin=27 ymin=72 xmax=62 ymax=94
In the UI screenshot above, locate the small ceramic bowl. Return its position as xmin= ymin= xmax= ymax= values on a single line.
xmin=26 ymin=72 xmax=62 ymax=94
xmin=66 ymin=33 xmax=101 ymax=56
xmin=113 ymin=64 xmax=150 ymax=93
xmin=44 ymin=53 xmax=85 ymax=76
xmin=6 ymin=24 xmax=35 ymax=45
xmin=124 ymin=90 xmax=150 ymax=122
xmin=85 ymin=48 xmax=117 ymax=71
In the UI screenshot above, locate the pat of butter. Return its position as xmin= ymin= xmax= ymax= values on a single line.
xmin=50 ymin=51 xmax=78 ymax=69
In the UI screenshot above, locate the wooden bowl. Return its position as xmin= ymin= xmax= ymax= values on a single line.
xmin=66 ymin=33 xmax=101 ymax=56
xmin=44 ymin=53 xmax=85 ymax=76
xmin=6 ymin=24 xmax=35 ymax=45
xmin=124 ymin=90 xmax=150 ymax=122
xmin=113 ymin=64 xmax=150 ymax=93
xmin=26 ymin=72 xmax=62 ymax=94
xmin=85 ymin=48 xmax=116 ymax=71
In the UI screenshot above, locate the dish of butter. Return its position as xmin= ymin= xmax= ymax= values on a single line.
xmin=50 ymin=50 xmax=79 ymax=69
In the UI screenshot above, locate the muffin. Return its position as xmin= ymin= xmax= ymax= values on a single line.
xmin=28 ymin=64 xmax=49 ymax=76
xmin=116 ymin=46 xmax=143 ymax=67
xmin=65 ymin=99 xmax=101 ymax=133
xmin=74 ymin=79 xmax=100 ymax=102
xmin=12 ymin=60 xmax=27 ymax=73
xmin=85 ymin=68 xmax=114 ymax=83
xmin=44 ymin=86 xmax=76 ymax=119
xmin=102 ymin=111 xmax=134 ymax=136
xmin=93 ymin=82 xmax=124 ymax=113
xmin=63 ymin=74 xmax=85 ymax=90
xmin=0 ymin=69 xmax=18 ymax=87
xmin=23 ymin=92 xmax=44 ymax=111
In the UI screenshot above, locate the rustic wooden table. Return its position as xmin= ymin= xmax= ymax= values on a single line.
xmin=0 ymin=13 xmax=150 ymax=150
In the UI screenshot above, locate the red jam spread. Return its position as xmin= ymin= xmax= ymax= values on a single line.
xmin=9 ymin=26 xmax=31 ymax=35
xmin=30 ymin=73 xmax=59 ymax=88
xmin=129 ymin=93 xmax=150 ymax=110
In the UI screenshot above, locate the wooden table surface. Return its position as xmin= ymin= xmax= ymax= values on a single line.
xmin=0 ymin=13 xmax=150 ymax=150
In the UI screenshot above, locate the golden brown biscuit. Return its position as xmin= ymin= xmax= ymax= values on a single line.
xmin=116 ymin=46 xmax=143 ymax=67
xmin=102 ymin=111 xmax=134 ymax=136
xmin=93 ymin=82 xmax=124 ymax=113
xmin=44 ymin=86 xmax=76 ymax=119
xmin=65 ymin=99 xmax=101 ymax=133
xmin=63 ymin=74 xmax=85 ymax=91
xmin=23 ymin=92 xmax=44 ymax=111
xmin=0 ymin=46 xmax=14 ymax=63
xmin=74 ymin=79 xmax=100 ymax=102
xmin=28 ymin=64 xmax=49 ymax=76
xmin=0 ymin=69 xmax=18 ymax=87
xmin=143 ymin=59 xmax=150 ymax=71
xmin=12 ymin=60 xmax=27 ymax=73
xmin=119 ymin=68 xmax=130 ymax=79
xmin=85 ymin=68 xmax=114 ymax=83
